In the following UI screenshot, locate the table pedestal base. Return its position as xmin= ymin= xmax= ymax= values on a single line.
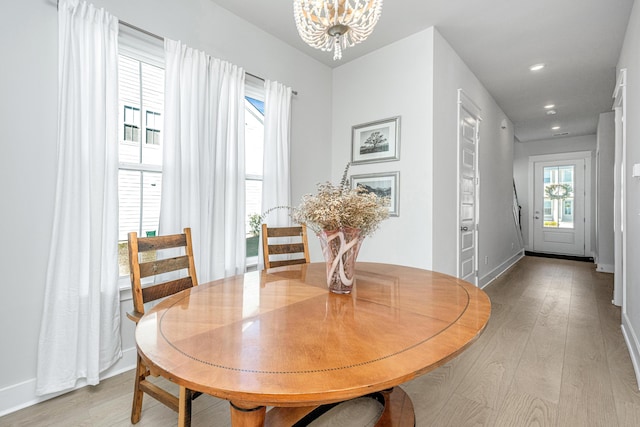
xmin=230 ymin=402 xmax=266 ymax=426
xmin=261 ymin=387 xmax=415 ymax=427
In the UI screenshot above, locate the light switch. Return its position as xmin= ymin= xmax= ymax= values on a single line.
xmin=633 ymin=163 xmax=640 ymax=178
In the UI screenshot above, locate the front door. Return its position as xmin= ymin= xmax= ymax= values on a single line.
xmin=532 ymin=159 xmax=586 ymax=256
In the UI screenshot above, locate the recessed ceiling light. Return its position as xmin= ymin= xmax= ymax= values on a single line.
xmin=546 ymin=110 xmax=557 ymax=115
xmin=529 ymin=63 xmax=545 ymax=71
xmin=544 ymin=104 xmax=555 ymax=109
xmin=551 ymin=125 xmax=561 ymax=130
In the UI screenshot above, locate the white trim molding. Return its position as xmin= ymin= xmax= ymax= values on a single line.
xmin=0 ymin=288 xmax=137 ymax=417
xmin=0 ymin=347 xmax=137 ymax=417
xmin=622 ymin=313 xmax=640 ymax=390
xmin=596 ymin=263 xmax=615 ymax=274
xmin=479 ymin=249 xmax=524 ymax=289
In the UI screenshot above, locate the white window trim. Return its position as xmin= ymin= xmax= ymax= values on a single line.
xmin=118 ymin=26 xmax=165 ymax=293
xmin=244 ymin=76 xmax=265 ymax=269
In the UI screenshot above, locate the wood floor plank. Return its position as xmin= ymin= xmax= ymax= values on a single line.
xmin=452 ymin=295 xmax=541 ymax=410
xmin=614 ymin=400 xmax=640 ymax=427
xmin=403 ymin=330 xmax=491 ymax=426
xmin=510 ymin=323 xmax=566 ymax=404
xmin=490 ymin=390 xmax=557 ymax=427
xmin=564 ymin=303 xmax=607 ymax=362
xmin=556 ymin=355 xmax=619 ymax=427
xmin=427 ymin=393 xmax=493 ymax=427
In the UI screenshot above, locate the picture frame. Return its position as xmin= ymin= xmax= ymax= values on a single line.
xmin=351 ymin=171 xmax=400 ymax=217
xmin=351 ymin=116 xmax=400 ymax=164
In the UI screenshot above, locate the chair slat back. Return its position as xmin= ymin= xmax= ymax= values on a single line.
xmin=128 ymin=228 xmax=198 ymax=321
xmin=139 ymin=256 xmax=191 ymax=278
xmin=262 ymin=224 xmax=310 ymax=270
xmin=137 ymin=233 xmax=187 ymax=252
xmin=140 ymin=276 xmax=194 ymax=303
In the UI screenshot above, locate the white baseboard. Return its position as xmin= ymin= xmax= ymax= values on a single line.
xmin=479 ymin=249 xmax=524 ymax=289
xmin=0 ymin=346 xmax=137 ymax=417
xmin=596 ymin=263 xmax=615 ymax=273
xmin=621 ymin=313 xmax=640 ymax=391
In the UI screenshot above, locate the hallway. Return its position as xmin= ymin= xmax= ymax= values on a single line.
xmin=406 ymin=255 xmax=640 ymax=426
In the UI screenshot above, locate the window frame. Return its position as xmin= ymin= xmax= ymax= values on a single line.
xmin=117 ymin=28 xmax=165 ymax=288
xmin=145 ymin=110 xmax=162 ymax=145
xmin=123 ymin=105 xmax=141 ymax=142
xmin=244 ymin=76 xmax=266 ymax=269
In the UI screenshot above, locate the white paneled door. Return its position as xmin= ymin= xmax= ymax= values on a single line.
xmin=458 ymin=90 xmax=480 ymax=286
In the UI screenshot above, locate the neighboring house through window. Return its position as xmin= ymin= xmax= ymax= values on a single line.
xmin=117 ymin=33 xmax=165 ymax=276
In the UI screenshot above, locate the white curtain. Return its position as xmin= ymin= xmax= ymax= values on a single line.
xmin=36 ymin=0 xmax=121 ymax=395
xmin=160 ymin=39 xmax=246 ymax=282
xmin=259 ymin=81 xmax=293 ymax=270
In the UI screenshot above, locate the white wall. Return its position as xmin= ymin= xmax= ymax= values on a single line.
xmin=331 ymin=29 xmax=435 ymax=269
xmin=0 ymin=0 xmax=58 ymax=407
xmin=596 ymin=112 xmax=615 ymax=272
xmin=432 ymin=30 xmax=520 ymax=284
xmin=331 ymin=27 xmax=520 ymax=286
xmin=617 ymin=0 xmax=640 ymax=385
xmin=0 ymin=0 xmax=332 ymax=415
xmin=513 ymin=135 xmax=597 ymax=251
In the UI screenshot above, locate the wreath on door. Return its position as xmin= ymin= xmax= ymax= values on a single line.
xmin=545 ymin=183 xmax=572 ymax=200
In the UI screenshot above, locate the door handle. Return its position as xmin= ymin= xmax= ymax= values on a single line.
xmin=460 ymin=226 xmax=469 ymax=231
xmin=534 ymin=216 xmax=540 ymax=219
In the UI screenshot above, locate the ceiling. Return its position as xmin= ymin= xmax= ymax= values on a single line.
xmin=210 ymin=0 xmax=634 ymax=142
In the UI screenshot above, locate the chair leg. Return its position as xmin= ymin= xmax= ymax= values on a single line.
xmin=131 ymin=355 xmax=146 ymax=424
xmin=178 ymin=386 xmax=193 ymax=427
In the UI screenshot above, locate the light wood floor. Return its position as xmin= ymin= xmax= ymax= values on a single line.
xmin=3 ymin=256 xmax=640 ymax=426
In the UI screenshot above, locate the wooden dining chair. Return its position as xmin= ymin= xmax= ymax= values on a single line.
xmin=127 ymin=227 xmax=199 ymax=426
xmin=261 ymin=223 xmax=310 ymax=269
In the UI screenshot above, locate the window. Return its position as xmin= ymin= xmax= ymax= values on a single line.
xmin=146 ymin=110 xmax=161 ymax=145
xmin=542 ymin=165 xmax=575 ymax=229
xmin=560 ymin=167 xmax=573 ymax=184
xmin=124 ymin=106 xmax=140 ymax=141
xmin=117 ymin=46 xmax=165 ymax=276
xmin=564 ymin=200 xmax=573 ymax=215
xmin=245 ymin=94 xmax=265 ymax=263
xmin=544 ymin=200 xmax=552 ymax=218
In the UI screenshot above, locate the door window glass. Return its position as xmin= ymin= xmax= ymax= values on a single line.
xmin=542 ymin=165 xmax=574 ymax=229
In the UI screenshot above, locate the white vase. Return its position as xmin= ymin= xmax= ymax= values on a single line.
xmin=317 ymin=227 xmax=364 ymax=294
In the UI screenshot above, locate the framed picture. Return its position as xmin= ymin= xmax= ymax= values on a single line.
xmin=351 ymin=171 xmax=400 ymax=217
xmin=351 ymin=116 xmax=400 ymax=164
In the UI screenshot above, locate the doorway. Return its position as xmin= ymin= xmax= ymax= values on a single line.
xmin=528 ymin=152 xmax=591 ymax=257
xmin=457 ymin=90 xmax=481 ymax=286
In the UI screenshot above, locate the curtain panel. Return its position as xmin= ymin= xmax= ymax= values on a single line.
xmin=259 ymin=81 xmax=293 ymax=269
xmin=160 ymin=39 xmax=246 ymax=282
xmin=36 ymin=0 xmax=121 ymax=395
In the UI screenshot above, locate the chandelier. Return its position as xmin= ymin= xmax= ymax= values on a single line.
xmin=293 ymin=0 xmax=383 ymax=61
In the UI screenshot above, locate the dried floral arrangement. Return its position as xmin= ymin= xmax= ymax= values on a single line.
xmin=291 ymin=164 xmax=390 ymax=237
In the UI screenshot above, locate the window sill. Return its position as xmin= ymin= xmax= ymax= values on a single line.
xmin=119 ymin=276 xmax=132 ymax=302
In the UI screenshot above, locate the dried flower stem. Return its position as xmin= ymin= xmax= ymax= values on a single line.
xmin=292 ymin=163 xmax=389 ymax=237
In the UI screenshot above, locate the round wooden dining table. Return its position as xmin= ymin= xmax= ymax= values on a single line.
xmin=135 ymin=262 xmax=491 ymax=426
